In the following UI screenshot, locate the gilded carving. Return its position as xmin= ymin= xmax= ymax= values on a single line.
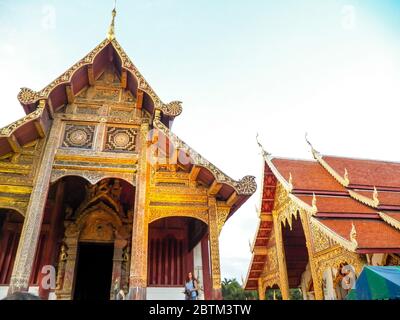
xmin=105 ymin=127 xmax=138 ymax=152
xmin=62 ymin=124 xmax=95 ymax=149
xmin=310 ymin=221 xmax=332 ymax=253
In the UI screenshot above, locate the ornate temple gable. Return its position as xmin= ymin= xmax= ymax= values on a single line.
xmin=16 ymin=38 xmax=182 ymax=120
xmin=0 ymin=30 xmax=183 ymax=159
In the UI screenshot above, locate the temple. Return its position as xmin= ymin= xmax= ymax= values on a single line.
xmin=245 ymin=138 xmax=400 ymax=300
xmin=0 ymin=8 xmax=256 ymax=300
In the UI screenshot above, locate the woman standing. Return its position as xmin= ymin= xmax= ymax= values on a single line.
xmin=184 ymin=272 xmax=198 ymax=300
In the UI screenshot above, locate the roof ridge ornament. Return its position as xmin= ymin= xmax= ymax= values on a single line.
xmin=107 ymin=0 xmax=117 ymax=41
xmin=288 ymin=172 xmax=293 ymax=189
xmin=305 ymin=132 xmax=320 ymax=159
xmin=350 ymin=222 xmax=358 ymax=247
xmin=344 ymin=168 xmax=350 ymax=184
xmin=373 ymin=186 xmax=379 ymax=205
xmin=256 ymin=133 xmax=271 ymax=158
xmin=312 ymin=193 xmax=317 ymax=212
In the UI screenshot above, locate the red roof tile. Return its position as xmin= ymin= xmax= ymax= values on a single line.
xmin=271 ymin=158 xmax=346 ymax=193
xmin=297 ymin=195 xmax=377 ymax=215
xmin=317 ymin=218 xmax=400 ymax=250
xmin=322 ymin=156 xmax=400 ymax=189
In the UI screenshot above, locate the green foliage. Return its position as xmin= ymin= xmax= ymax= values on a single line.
xmin=221 ymin=278 xmax=258 ymax=300
xmin=264 ymin=288 xmax=303 ymax=300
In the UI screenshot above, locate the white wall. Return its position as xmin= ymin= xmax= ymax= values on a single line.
xmin=193 ymin=241 xmax=204 ymax=300
xmin=146 ymin=287 xmax=185 ymax=300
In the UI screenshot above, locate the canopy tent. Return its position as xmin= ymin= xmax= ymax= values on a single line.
xmin=346 ymin=266 xmax=400 ymax=300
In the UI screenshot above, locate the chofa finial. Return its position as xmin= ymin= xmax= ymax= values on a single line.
xmin=305 ymin=132 xmax=320 ymax=158
xmin=256 ymin=133 xmax=271 ymax=158
xmin=107 ymin=0 xmax=117 ymax=41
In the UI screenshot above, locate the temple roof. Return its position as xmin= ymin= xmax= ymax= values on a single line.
xmin=0 ymin=23 xmax=183 ymax=158
xmin=0 ymin=9 xmax=257 ymax=217
xmin=245 ymin=142 xmax=400 ymax=290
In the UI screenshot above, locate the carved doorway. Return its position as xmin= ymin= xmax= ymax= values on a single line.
xmin=74 ymin=243 xmax=114 ymax=300
xmin=54 ymin=177 xmax=134 ymax=300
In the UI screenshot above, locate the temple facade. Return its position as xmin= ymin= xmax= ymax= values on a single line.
xmin=0 ymin=11 xmax=256 ymax=300
xmin=245 ymin=140 xmax=400 ymax=300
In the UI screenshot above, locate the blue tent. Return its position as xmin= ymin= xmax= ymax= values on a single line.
xmin=346 ymin=266 xmax=400 ymax=300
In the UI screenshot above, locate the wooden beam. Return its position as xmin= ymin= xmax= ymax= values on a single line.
xmin=189 ymin=165 xmax=201 ymax=181
xmin=136 ymin=89 xmax=144 ymax=109
xmin=121 ymin=69 xmax=127 ymax=88
xmin=208 ymin=180 xmax=222 ymax=196
xmin=7 ymin=135 xmax=21 ymax=153
xmin=39 ymin=99 xmax=53 ymax=120
xmin=34 ymin=119 xmax=46 ymax=138
xmin=226 ymin=191 xmax=238 ymax=207
xmin=66 ymin=85 xmax=74 ymax=104
xmin=88 ymin=65 xmax=95 ymax=86
xmin=253 ymin=247 xmax=268 ymax=255
xmin=169 ymin=147 xmax=179 ymax=172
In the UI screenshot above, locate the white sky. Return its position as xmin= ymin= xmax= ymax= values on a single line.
xmin=1 ymin=0 xmax=400 ymax=284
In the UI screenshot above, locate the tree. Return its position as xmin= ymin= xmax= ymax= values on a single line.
xmin=221 ymin=278 xmax=258 ymax=300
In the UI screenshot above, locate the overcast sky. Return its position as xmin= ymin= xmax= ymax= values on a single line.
xmin=1 ymin=0 xmax=400 ymax=284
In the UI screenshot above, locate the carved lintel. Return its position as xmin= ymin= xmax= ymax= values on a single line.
xmin=88 ymin=65 xmax=95 ymax=86
xmin=7 ymin=135 xmax=21 ymax=153
xmin=66 ymin=85 xmax=74 ymax=104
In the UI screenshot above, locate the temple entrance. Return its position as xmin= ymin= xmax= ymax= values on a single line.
xmin=74 ymin=243 xmax=114 ymax=300
xmin=147 ymin=217 xmax=211 ymax=300
xmin=282 ymin=215 xmax=309 ymax=299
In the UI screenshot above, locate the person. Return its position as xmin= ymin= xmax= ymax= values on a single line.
xmin=184 ymin=272 xmax=198 ymax=300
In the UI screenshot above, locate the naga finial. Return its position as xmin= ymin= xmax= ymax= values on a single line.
xmin=373 ymin=186 xmax=379 ymax=205
xmin=344 ymin=168 xmax=349 ymax=184
xmin=350 ymin=222 xmax=358 ymax=247
xmin=107 ymin=0 xmax=117 ymax=41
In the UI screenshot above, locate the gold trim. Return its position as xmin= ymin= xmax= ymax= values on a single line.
xmin=0 ymin=104 xmax=45 ymax=138
xmin=348 ymin=189 xmax=379 ymax=208
xmin=17 ymin=38 xmax=182 ymax=118
xmin=378 ymin=212 xmax=400 ymax=231
xmin=312 ymin=149 xmax=350 ymax=187
xmin=288 ymin=193 xmax=318 ymax=215
xmin=310 ymin=217 xmax=357 ymax=252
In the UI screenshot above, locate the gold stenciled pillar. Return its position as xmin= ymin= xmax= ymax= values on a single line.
xmin=208 ymin=197 xmax=222 ymax=300
xmin=128 ymin=120 xmax=150 ymax=300
xmin=272 ymin=211 xmax=290 ymax=300
xmin=8 ymin=117 xmax=62 ymax=294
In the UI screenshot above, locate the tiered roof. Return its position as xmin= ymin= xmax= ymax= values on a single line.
xmin=245 ymin=141 xmax=400 ymax=290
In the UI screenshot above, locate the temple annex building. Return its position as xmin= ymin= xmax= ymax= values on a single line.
xmin=0 ymin=9 xmax=257 ymax=300
xmin=245 ymin=139 xmax=400 ymax=300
